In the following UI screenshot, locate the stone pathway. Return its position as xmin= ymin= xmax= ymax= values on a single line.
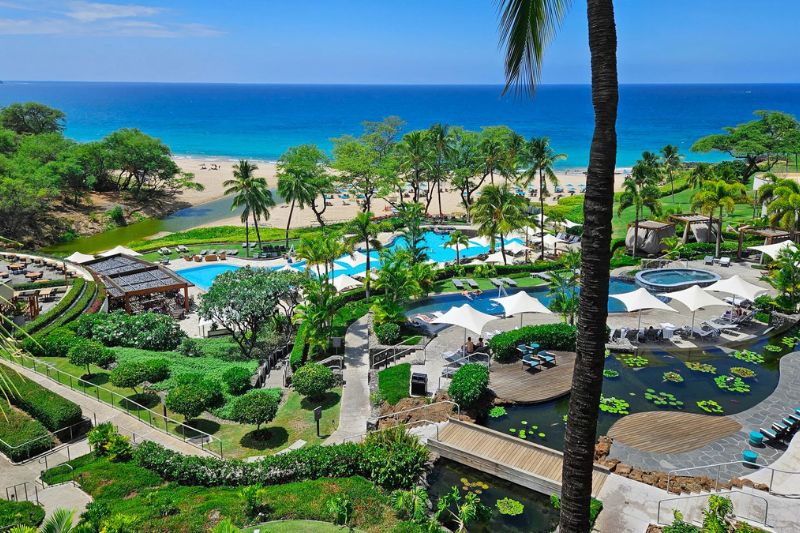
xmin=608 ymin=352 xmax=800 ymax=480
xmin=325 ymin=315 xmax=371 ymax=443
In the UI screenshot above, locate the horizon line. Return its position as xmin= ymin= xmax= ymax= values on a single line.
xmin=3 ymin=80 xmax=800 ymax=87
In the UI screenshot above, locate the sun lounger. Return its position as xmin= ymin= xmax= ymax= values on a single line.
xmin=452 ymin=279 xmax=464 ymax=289
xmin=760 ymin=427 xmax=780 ymax=441
xmin=773 ymin=422 xmax=789 ymax=435
xmin=705 ymin=319 xmax=738 ymax=332
xmin=704 ymin=256 xmax=714 ymax=265
xmin=489 ymin=278 xmax=503 ymax=287
xmin=522 ymin=354 xmax=541 ymax=371
xmin=501 ymin=277 xmax=518 ymax=287
xmin=537 ymin=351 xmax=556 ymax=365
xmin=466 ymin=279 xmax=479 ymax=289
xmin=200 ymin=250 xmax=208 ymax=256
xmin=719 ymin=257 xmax=731 ymax=267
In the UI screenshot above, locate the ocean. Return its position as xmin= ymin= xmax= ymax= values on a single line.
xmin=1 ymin=82 xmax=799 ymax=168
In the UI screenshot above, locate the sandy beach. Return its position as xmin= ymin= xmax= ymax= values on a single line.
xmin=173 ymin=155 xmax=631 ymax=231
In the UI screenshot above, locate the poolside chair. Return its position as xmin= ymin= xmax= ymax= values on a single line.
xmin=537 ymin=350 xmax=556 ymax=365
xmin=522 ymin=354 xmax=542 ymax=371
xmin=466 ymin=279 xmax=479 ymax=289
xmin=200 ymin=250 xmax=208 ymax=256
xmin=759 ymin=427 xmax=780 ymax=442
xmin=501 ymin=277 xmax=518 ymax=287
xmin=773 ymin=422 xmax=790 ymax=436
xmin=489 ymin=278 xmax=503 ymax=287
xmin=704 ymin=256 xmax=714 ymax=265
xmin=452 ymin=279 xmax=464 ymax=290
xmin=719 ymin=257 xmax=731 ymax=267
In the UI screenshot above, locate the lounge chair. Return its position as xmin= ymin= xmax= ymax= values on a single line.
xmin=719 ymin=257 xmax=731 ymax=267
xmin=466 ymin=279 xmax=479 ymax=289
xmin=489 ymin=278 xmax=504 ymax=287
xmin=773 ymin=422 xmax=790 ymax=435
xmin=704 ymin=256 xmax=714 ymax=265
xmin=522 ymin=354 xmax=542 ymax=371
xmin=452 ymin=279 xmax=464 ymax=290
xmin=501 ymin=277 xmax=518 ymax=287
xmin=200 ymin=250 xmax=208 ymax=256
xmin=537 ymin=350 xmax=556 ymax=365
xmin=705 ymin=319 xmax=738 ymax=332
xmin=759 ymin=427 xmax=780 ymax=441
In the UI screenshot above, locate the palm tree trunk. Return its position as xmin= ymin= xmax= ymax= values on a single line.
xmin=670 ymin=170 xmax=675 ymax=203
xmin=252 ymin=212 xmax=263 ymax=249
xmin=437 ymin=180 xmax=444 ymax=219
xmin=500 ymin=235 xmax=507 ymax=265
xmin=285 ymin=199 xmax=295 ymax=249
xmin=245 ymin=218 xmax=250 ymax=258
xmin=632 ymin=207 xmax=639 ymax=258
xmin=456 ymin=245 xmax=461 ymax=265
xmin=560 ymin=1 xmax=618 ymax=532
xmin=716 ymin=206 xmax=723 ymax=258
xmin=540 ymin=167 xmax=546 ymax=260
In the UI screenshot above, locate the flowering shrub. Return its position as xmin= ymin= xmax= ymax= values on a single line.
xmin=488 ymin=324 xmax=576 ymax=362
xmin=76 ymin=311 xmax=185 ymax=351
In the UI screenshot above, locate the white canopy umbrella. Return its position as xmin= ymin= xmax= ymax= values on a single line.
xmin=485 ymin=251 xmax=511 ymax=264
xmin=332 ymin=274 xmax=363 ymax=293
xmin=533 ymin=213 xmax=548 ymax=226
xmin=666 ymin=285 xmax=730 ymax=336
xmin=704 ymin=275 xmax=769 ymax=305
xmin=275 ymin=264 xmax=300 ymax=273
xmin=335 ymin=250 xmax=369 ymax=268
xmin=65 ymin=252 xmax=95 ymax=264
xmin=432 ymin=303 xmax=499 ymax=343
xmin=503 ymin=241 xmax=530 ymax=255
xmin=748 ymin=240 xmax=797 ymax=260
xmin=492 ymin=291 xmax=552 ymax=326
xmin=99 ymin=245 xmax=141 ymax=257
xmin=563 ymin=219 xmax=582 ymax=229
xmin=353 ymin=270 xmax=378 ymax=281
xmin=469 ymin=236 xmax=493 ymax=247
xmin=610 ymin=288 xmax=677 ymax=329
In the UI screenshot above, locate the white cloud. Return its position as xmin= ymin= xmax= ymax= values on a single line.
xmin=66 ymin=1 xmax=160 ymax=22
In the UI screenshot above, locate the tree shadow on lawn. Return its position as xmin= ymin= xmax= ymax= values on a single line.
xmin=177 ymin=418 xmax=222 ymax=438
xmin=120 ymin=392 xmax=160 ymax=410
xmin=82 ymin=372 xmax=109 ymax=386
xmin=300 ymin=391 xmax=341 ymax=411
xmin=240 ymin=427 xmax=290 ymax=451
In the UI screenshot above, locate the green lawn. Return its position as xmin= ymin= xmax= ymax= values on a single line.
xmin=377 ymin=364 xmax=411 ymax=405
xmin=244 ymin=520 xmax=362 ymax=532
xmin=0 ymin=500 xmax=45 ymax=528
xmin=432 ymin=273 xmax=545 ymax=295
xmin=42 ymin=454 xmax=402 ymax=532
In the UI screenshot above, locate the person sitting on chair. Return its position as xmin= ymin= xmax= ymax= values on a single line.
xmin=464 ymin=337 xmax=475 ymax=354
xmin=475 ymin=337 xmax=485 ymax=352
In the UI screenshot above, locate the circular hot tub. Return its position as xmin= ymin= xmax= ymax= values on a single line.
xmin=635 ymin=268 xmax=721 ymax=292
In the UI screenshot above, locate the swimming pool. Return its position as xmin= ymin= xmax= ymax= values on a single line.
xmin=405 ymin=279 xmax=637 ymax=317
xmin=177 ymin=264 xmax=242 ymax=290
xmin=636 ymin=268 xmax=720 ymax=291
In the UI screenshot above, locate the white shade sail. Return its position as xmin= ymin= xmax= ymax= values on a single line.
xmin=469 ymin=236 xmax=493 ymax=247
xmin=611 ymin=288 xmax=677 ymax=313
xmin=99 ymin=245 xmax=141 ymax=257
xmin=704 ymin=275 xmax=769 ymax=302
xmin=666 ymin=284 xmax=730 ymax=312
xmin=748 ymin=240 xmax=797 ymax=260
xmin=502 ymin=241 xmax=530 ymax=255
xmin=563 ymin=219 xmax=582 ymax=229
xmin=332 ymin=274 xmax=363 ymax=292
xmin=485 ymin=251 xmax=511 ymax=264
xmin=542 ymin=234 xmax=566 ymax=248
xmin=65 ymin=252 xmax=95 ymax=264
xmin=492 ymin=291 xmax=552 ymax=317
xmin=335 ymin=251 xmax=369 ymax=268
xmin=533 ymin=214 xmax=548 ymax=226
xmin=432 ymin=303 xmax=499 ymax=334
xmin=275 ymin=264 xmax=300 ymax=273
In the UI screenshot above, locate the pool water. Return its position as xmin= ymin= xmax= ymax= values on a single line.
xmin=636 ymin=268 xmax=720 ymax=290
xmin=177 ymin=264 xmax=242 ymax=290
xmin=483 ymin=328 xmax=796 ymax=451
xmin=427 ymin=459 xmax=559 ymax=533
xmin=405 ymin=278 xmax=637 ymax=316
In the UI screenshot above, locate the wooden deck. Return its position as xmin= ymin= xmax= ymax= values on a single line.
xmin=428 ymin=418 xmax=608 ymax=496
xmin=607 ymin=411 xmax=742 ymax=454
xmin=489 ymin=352 xmax=575 ymax=403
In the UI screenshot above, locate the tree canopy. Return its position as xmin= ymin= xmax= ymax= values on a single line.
xmin=0 ymin=102 xmax=65 ymax=135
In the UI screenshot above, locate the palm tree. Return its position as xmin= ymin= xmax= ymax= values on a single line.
xmin=397 ymin=130 xmax=433 ymax=204
xmin=770 ymin=247 xmax=800 ymax=307
xmin=497 ymin=0 xmax=619 ymax=529
xmin=277 ymin=149 xmax=319 ymax=249
xmin=764 ymin=179 xmax=800 ymax=238
xmin=660 ymin=144 xmax=682 ymax=203
xmin=470 ymin=184 xmax=527 ymax=264
xmin=687 ymin=162 xmax=715 ymax=190
xmin=428 ymin=123 xmax=450 ymax=219
xmin=523 ymin=137 xmax=567 ymax=258
xmin=224 ymin=160 xmax=274 ymax=254
xmin=346 ymin=212 xmax=382 ymax=299
xmin=691 ymin=179 xmax=747 ymax=258
xmin=548 ymin=270 xmax=579 ymax=325
xmin=617 ymin=154 xmax=662 ymax=258
xmin=294 ymin=278 xmax=337 ymax=355
xmin=478 ymin=130 xmax=506 ymax=185
xmin=444 ymin=230 xmax=470 ymax=265
xmin=396 ymin=202 xmax=429 ymax=263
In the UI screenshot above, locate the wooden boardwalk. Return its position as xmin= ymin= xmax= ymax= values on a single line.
xmin=607 ymin=411 xmax=742 ymax=453
xmin=428 ymin=418 xmax=608 ymax=496
xmin=489 ymin=352 xmax=575 ymax=403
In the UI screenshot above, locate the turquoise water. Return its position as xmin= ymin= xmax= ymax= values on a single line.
xmin=3 ymin=82 xmax=800 ymax=167
xmin=177 ymin=264 xmax=243 ymax=290
xmin=637 ymin=268 xmax=720 ymax=289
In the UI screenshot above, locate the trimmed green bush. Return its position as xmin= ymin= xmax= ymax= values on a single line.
xmin=18 ymin=279 xmax=83 ymax=336
xmin=290 ymin=322 xmax=308 ymax=371
xmin=44 ymin=281 xmax=98 ymax=333
xmin=0 ymin=407 xmax=54 ymax=462
xmin=110 ymin=359 xmax=170 ymax=393
xmin=0 ymin=499 xmax=45 ymax=528
xmin=67 ymin=338 xmax=116 ymax=376
xmin=165 ymin=382 xmax=210 ymax=420
xmin=488 ymin=323 xmax=576 ymax=362
xmin=22 ymin=327 xmax=80 ymax=357
xmin=377 ymin=364 xmax=411 ymax=405
xmin=76 ymin=310 xmax=185 ymax=351
xmin=229 ymin=389 xmax=281 ymax=429
xmin=222 ymin=366 xmax=253 ymax=395
xmin=448 ymin=363 xmax=489 ymax=409
xmin=375 ymin=322 xmax=401 ymax=345
xmin=5 ymin=371 xmax=83 ymax=431
xmin=293 ymin=363 xmax=336 ymax=399
xmin=177 ymin=337 xmax=203 ymax=357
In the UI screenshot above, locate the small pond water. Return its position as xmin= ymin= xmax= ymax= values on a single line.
xmin=483 ymin=328 xmax=797 ymax=450
xmin=428 ymin=458 xmax=559 ymax=533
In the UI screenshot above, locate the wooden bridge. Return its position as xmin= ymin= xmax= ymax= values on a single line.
xmin=427 ymin=419 xmax=609 ymax=496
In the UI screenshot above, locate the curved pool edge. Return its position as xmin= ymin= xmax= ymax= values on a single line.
xmin=635 ymin=268 xmax=721 ymax=292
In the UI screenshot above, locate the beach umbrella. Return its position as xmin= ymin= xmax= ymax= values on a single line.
xmin=563 ymin=219 xmax=582 ymax=229
xmin=432 ymin=303 xmax=499 ymax=343
xmin=65 ymin=252 xmax=95 ymax=264
xmin=335 ymin=250 xmax=368 ymax=268
xmin=492 ymin=291 xmax=552 ymax=326
xmin=747 ymin=240 xmax=796 ymax=261
xmin=99 ymin=245 xmax=141 ymax=257
xmin=332 ymin=274 xmax=363 ymax=293
xmin=666 ymin=284 xmax=730 ymax=336
xmin=610 ymin=288 xmax=677 ymax=330
xmin=704 ymin=275 xmax=768 ymax=305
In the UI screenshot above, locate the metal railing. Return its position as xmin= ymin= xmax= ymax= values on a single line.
xmin=657 ymin=491 xmax=769 ymax=527
xmin=667 ymin=460 xmax=800 ymax=498
xmin=438 ymin=351 xmax=490 ymax=389
xmin=0 ymin=416 xmax=93 ymax=464
xmin=338 ymin=418 xmax=445 ymax=444
xmin=2 ymin=482 xmax=39 ymax=504
xmin=370 ymin=341 xmax=421 ymax=369
xmin=0 ymin=351 xmax=224 ymax=458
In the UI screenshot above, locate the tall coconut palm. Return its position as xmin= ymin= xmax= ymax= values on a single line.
xmin=617 ymin=154 xmax=662 ymax=258
xmin=444 ymin=230 xmax=470 ymax=265
xmin=691 ymin=179 xmax=747 ymax=258
xmin=346 ymin=212 xmax=382 ymax=299
xmin=277 ymin=147 xmax=319 ymax=249
xmin=224 ymin=160 xmax=274 ymax=254
xmin=470 ymin=184 xmax=527 ymax=264
xmin=523 ymin=136 xmax=567 ymax=258
xmin=397 ymin=130 xmax=434 ymax=204
xmin=687 ymin=162 xmax=715 ymax=190
xmin=428 ymin=124 xmax=450 ymax=219
xmin=497 ymin=0 xmax=619 ymax=529
xmin=660 ymin=144 xmax=683 ymax=203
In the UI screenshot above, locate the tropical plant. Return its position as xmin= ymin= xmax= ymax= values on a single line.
xmin=345 ymin=211 xmax=382 ymax=298
xmin=445 ymin=230 xmax=470 ymax=265
xmin=292 ymin=363 xmax=336 ymax=399
xmin=547 ymin=270 xmax=579 ymax=325
xmin=294 ymin=278 xmax=338 ymax=355
xmin=391 ymin=486 xmax=431 ymax=523
xmin=224 ymin=160 xmax=274 ymax=254
xmin=523 ymin=137 xmax=566 ymax=257
xmin=67 ymin=339 xmax=115 ymax=378
xmin=447 ymin=364 xmax=489 ymax=409
xmin=433 ymin=486 xmax=492 ymax=533
xmin=618 ymin=152 xmax=662 ymax=257
xmin=396 ymin=202 xmax=429 ymax=263
xmin=686 ymin=162 xmax=715 ymax=190
xmin=496 ymin=497 xmax=525 ymax=516
xmin=396 ymin=130 xmax=434 ymax=204
xmin=660 ymin=144 xmax=683 ymax=202
xmin=598 ymin=395 xmax=629 ymax=415
xmin=769 ymin=246 xmax=800 ymax=307
xmin=470 ymin=184 xmax=527 ymax=262
xmin=488 ymin=406 xmax=508 ymax=418
xmin=428 ymin=123 xmax=451 ymax=219
xmin=277 ymin=145 xmax=322 ymax=248
xmin=690 ymin=179 xmax=747 ymax=258
xmin=327 ymin=496 xmax=353 ymax=527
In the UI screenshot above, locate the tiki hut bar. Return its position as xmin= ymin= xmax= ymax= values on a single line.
xmin=84 ymin=254 xmax=192 ymax=317
xmin=668 ymin=213 xmax=720 ymax=244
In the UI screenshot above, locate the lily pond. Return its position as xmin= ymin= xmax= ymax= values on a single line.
xmin=428 ymin=459 xmax=560 ymax=533
xmin=483 ymin=328 xmax=799 ymax=450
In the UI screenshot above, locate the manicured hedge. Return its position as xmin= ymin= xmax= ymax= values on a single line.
xmin=489 ymin=323 xmax=577 ymax=362
xmin=290 ymin=322 xmax=308 ymax=371
xmin=0 ymin=407 xmax=54 ymax=462
xmin=0 ymin=499 xmax=46 ymax=528
xmin=447 ymin=363 xmax=489 ymax=409
xmin=11 ymin=279 xmax=70 ymax=291
xmin=22 ymin=327 xmax=81 ymax=358
xmin=18 ymin=279 xmax=84 ymax=336
xmin=133 ymin=438 xmax=428 ymax=490
xmin=435 ymin=258 xmax=565 ymax=281
xmin=43 ymin=281 xmax=98 ymax=333
xmin=6 ymin=371 xmax=83 ymax=431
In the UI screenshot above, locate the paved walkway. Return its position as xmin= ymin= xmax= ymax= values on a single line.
xmin=326 ymin=315 xmax=371 ymax=443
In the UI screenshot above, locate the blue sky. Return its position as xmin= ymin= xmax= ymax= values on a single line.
xmin=1 ymin=0 xmax=798 ymax=84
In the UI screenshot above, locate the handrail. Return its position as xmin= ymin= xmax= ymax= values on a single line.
xmin=656 ymin=490 xmax=769 ymax=527
xmin=667 ymin=460 xmax=800 ymax=497
xmin=338 ymin=418 xmax=444 ymax=443
xmin=370 ymin=340 xmax=420 ymax=369
xmin=375 ymin=400 xmax=461 ymax=420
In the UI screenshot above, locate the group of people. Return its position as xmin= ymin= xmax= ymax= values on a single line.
xmin=461 ymin=289 xmax=483 ymax=299
xmin=463 ymin=336 xmax=486 ymax=354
